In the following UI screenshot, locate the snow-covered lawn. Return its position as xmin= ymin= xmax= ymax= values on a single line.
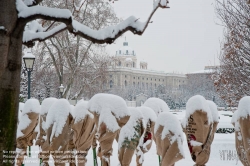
xmin=22 ymin=110 xmax=241 ymax=166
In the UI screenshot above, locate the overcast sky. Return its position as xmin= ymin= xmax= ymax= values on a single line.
xmin=106 ymin=0 xmax=224 ymax=74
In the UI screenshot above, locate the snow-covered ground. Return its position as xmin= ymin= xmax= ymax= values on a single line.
xmin=22 ymin=110 xmax=242 ymax=166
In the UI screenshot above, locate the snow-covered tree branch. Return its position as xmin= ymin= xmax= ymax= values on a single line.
xmin=19 ymin=0 xmax=169 ymax=47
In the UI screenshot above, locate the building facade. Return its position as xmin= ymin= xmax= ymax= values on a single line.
xmin=107 ymin=41 xmax=187 ymax=105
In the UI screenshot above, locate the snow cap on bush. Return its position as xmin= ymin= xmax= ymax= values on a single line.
xmin=88 ymin=93 xmax=130 ymax=132
xmin=143 ymin=97 xmax=170 ymax=116
xmin=118 ymin=107 xmax=143 ymax=149
xmin=154 ymin=112 xmax=185 ymax=157
xmin=73 ymin=100 xmax=93 ymax=123
xmin=207 ymin=100 xmax=219 ymax=122
xmin=182 ymin=95 xmax=212 ymax=127
xmin=137 ymin=106 xmax=157 ymax=123
xmin=16 ymin=99 xmax=40 ymax=138
xmin=22 ymin=98 xmax=40 ymax=114
xmin=45 ymin=99 xmax=71 ymax=138
xmin=236 ymin=96 xmax=250 ymax=119
xmin=40 ymin=97 xmax=58 ymax=115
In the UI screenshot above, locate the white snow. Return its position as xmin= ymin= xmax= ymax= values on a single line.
xmin=154 ymin=112 xmax=185 ymax=157
xmin=70 ymin=105 xmax=74 ymax=116
xmin=45 ymin=99 xmax=71 ymax=138
xmin=16 ymin=99 xmax=40 ymax=138
xmin=190 ymin=140 xmax=202 ymax=146
xmin=23 ymin=50 xmax=35 ymax=59
xmin=231 ymin=96 xmax=250 ymax=133
xmin=182 ymin=95 xmax=212 ymax=128
xmin=235 ymin=96 xmax=250 ymax=120
xmin=0 ymin=26 xmax=5 ymax=30
xmin=18 ymin=102 xmax=25 ymax=122
xmin=231 ymin=110 xmax=238 ymax=124
xmin=143 ymin=97 xmax=170 ymax=116
xmin=23 ymin=0 xmax=35 ymax=6
xmin=72 ymin=100 xmax=93 ymax=123
xmin=118 ymin=107 xmax=143 ymax=149
xmin=237 ymin=132 xmax=242 ymax=141
xmin=40 ymin=98 xmax=57 ymax=115
xmin=142 ymin=140 xmax=152 ymax=151
xmin=207 ymin=100 xmax=219 ymax=122
xmin=23 ymin=23 xmax=67 ymax=43
xmin=137 ymin=106 xmax=157 ymax=123
xmin=72 ymin=16 xmax=146 ymax=40
xmin=22 ymin=99 xmax=40 ymax=114
xmin=88 ymin=93 xmax=129 ymax=117
xmin=154 ymin=0 xmax=170 ymax=9
xmin=16 ymin=0 xmax=72 ymax=19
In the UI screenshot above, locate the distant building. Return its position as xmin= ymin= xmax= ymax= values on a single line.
xmin=107 ymin=40 xmax=187 ymax=106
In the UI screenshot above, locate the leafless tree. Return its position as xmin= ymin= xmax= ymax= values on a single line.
xmin=214 ymin=0 xmax=250 ymax=106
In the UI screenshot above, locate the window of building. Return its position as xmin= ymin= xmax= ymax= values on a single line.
xmin=133 ymin=62 xmax=135 ymax=68
xmin=155 ymin=79 xmax=156 ymax=81
xmin=138 ymin=77 xmax=140 ymax=79
xmin=118 ymin=61 xmax=121 ymax=66
xmin=126 ymin=64 xmax=128 ymax=67
xmin=125 ymin=80 xmax=127 ymax=87
xmin=110 ymin=80 xmax=113 ymax=88
xmin=147 ymin=78 xmax=148 ymax=80
xmin=126 ymin=50 xmax=128 ymax=54
xmin=110 ymin=75 xmax=112 ymax=78
xmin=163 ymin=79 xmax=164 ymax=82
xmin=133 ymin=82 xmax=135 ymax=86
xmin=151 ymin=78 xmax=152 ymax=81
xmin=134 ymin=77 xmax=135 ymax=79
xmin=159 ymin=79 xmax=160 ymax=81
xmin=119 ymin=50 xmax=121 ymax=54
xmin=125 ymin=75 xmax=126 ymax=78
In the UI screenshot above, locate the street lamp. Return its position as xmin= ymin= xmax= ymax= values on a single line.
xmin=23 ymin=50 xmax=35 ymax=158
xmin=74 ymin=94 xmax=78 ymax=105
xmin=59 ymin=84 xmax=64 ymax=98
xmin=23 ymin=50 xmax=35 ymax=99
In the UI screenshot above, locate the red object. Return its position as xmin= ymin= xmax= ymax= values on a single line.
xmin=187 ymin=134 xmax=196 ymax=153
xmin=144 ymin=132 xmax=152 ymax=143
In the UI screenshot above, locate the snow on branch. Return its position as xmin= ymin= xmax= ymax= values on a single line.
xmin=18 ymin=0 xmax=170 ymax=46
xmin=23 ymin=0 xmax=43 ymax=7
xmin=23 ymin=23 xmax=67 ymax=46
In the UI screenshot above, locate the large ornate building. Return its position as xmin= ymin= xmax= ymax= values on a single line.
xmin=107 ymin=41 xmax=187 ymax=105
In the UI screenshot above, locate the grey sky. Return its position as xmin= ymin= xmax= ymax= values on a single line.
xmin=106 ymin=0 xmax=224 ymax=74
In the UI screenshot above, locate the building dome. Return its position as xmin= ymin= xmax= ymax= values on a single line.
xmin=116 ymin=41 xmax=136 ymax=56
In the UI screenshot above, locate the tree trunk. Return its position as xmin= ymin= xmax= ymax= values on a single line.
xmin=0 ymin=1 xmax=24 ymax=165
xmin=0 ymin=33 xmax=23 ymax=166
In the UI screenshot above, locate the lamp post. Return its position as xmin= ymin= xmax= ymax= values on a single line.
xmin=23 ymin=50 xmax=35 ymax=99
xmin=59 ymin=84 xmax=64 ymax=98
xmin=23 ymin=50 xmax=35 ymax=159
xmin=75 ymin=94 xmax=78 ymax=105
